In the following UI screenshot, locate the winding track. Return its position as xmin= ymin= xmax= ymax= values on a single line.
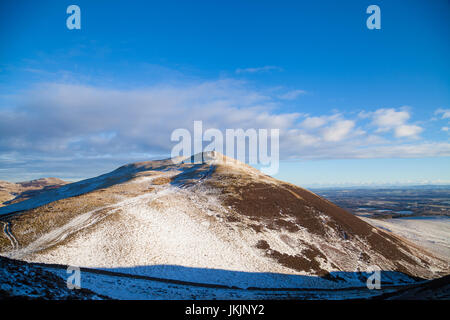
xmin=1 ymin=221 xmax=19 ymax=250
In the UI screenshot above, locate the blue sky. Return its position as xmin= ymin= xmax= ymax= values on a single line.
xmin=0 ymin=0 xmax=449 ymax=186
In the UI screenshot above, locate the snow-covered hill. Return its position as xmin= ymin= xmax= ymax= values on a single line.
xmin=0 ymin=152 xmax=448 ymax=298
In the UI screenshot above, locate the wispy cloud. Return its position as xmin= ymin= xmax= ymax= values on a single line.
xmin=300 ymin=114 xmax=339 ymax=129
xmin=235 ymin=66 xmax=283 ymax=74
xmin=435 ymin=108 xmax=450 ymax=119
xmin=278 ymin=89 xmax=307 ymax=100
xmin=434 ymin=108 xmax=450 ymax=135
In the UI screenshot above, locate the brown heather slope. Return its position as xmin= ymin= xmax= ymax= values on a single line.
xmin=206 ymin=164 xmax=435 ymax=276
xmin=0 ymin=152 xmax=448 ymax=288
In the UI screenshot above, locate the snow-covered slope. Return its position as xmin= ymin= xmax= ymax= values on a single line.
xmin=0 ymin=152 xmax=448 ymax=295
xmin=363 ymin=216 xmax=450 ymax=258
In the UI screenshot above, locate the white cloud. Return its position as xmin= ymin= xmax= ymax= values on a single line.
xmin=435 ymin=108 xmax=450 ymax=119
xmin=442 ymin=126 xmax=449 ymax=132
xmin=322 ymin=120 xmax=355 ymax=142
xmin=300 ymin=114 xmax=339 ymax=129
xmin=278 ymin=89 xmax=306 ymax=100
xmin=364 ymin=107 xmax=423 ymax=138
xmin=372 ymin=108 xmax=410 ymax=130
xmin=300 ymin=116 xmax=327 ymax=129
xmin=0 ymin=81 xmax=299 ymax=156
xmin=235 ymin=66 xmax=282 ymax=74
xmin=284 ymin=129 xmax=320 ymax=146
xmin=1 ymin=80 xmax=448 ymax=178
xmin=394 ymin=124 xmax=423 ymax=138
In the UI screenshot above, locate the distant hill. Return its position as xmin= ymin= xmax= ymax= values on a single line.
xmin=0 ymin=178 xmax=67 ymax=207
